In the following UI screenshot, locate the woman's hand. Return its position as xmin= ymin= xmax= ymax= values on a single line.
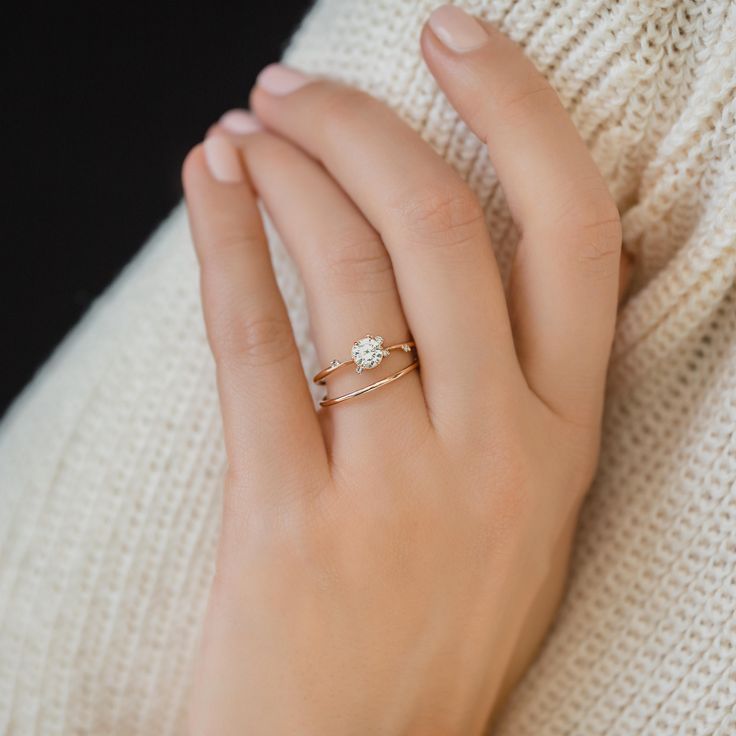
xmin=182 ymin=6 xmax=622 ymax=735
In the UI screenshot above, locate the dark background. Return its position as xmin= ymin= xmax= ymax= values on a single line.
xmin=2 ymin=2 xmax=312 ymax=416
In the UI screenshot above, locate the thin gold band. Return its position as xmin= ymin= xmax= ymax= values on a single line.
xmin=319 ymin=360 xmax=420 ymax=407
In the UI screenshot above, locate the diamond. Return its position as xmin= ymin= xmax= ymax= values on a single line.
xmin=351 ymin=335 xmax=386 ymax=372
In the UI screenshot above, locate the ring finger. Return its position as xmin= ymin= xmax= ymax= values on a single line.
xmin=209 ymin=117 xmax=426 ymax=441
xmin=249 ymin=70 xmax=520 ymax=429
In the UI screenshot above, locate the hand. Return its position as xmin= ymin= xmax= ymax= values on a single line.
xmin=182 ymin=6 xmax=622 ymax=734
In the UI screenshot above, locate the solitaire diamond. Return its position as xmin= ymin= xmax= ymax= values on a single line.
xmin=351 ymin=335 xmax=389 ymax=373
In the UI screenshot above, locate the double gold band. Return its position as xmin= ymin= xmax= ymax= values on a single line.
xmin=313 ymin=334 xmax=419 ymax=408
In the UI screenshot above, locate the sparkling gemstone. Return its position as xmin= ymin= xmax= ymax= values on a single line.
xmin=351 ymin=335 xmax=385 ymax=371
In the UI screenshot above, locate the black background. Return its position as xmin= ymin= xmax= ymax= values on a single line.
xmin=2 ymin=2 xmax=312 ymax=416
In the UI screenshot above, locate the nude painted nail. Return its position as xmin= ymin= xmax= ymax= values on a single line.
xmin=203 ymin=135 xmax=243 ymax=183
xmin=219 ymin=109 xmax=263 ymax=135
xmin=428 ymin=5 xmax=488 ymax=53
xmin=257 ymin=64 xmax=310 ymax=95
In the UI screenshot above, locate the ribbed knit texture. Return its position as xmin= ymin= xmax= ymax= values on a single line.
xmin=1 ymin=1 xmax=735 ymax=733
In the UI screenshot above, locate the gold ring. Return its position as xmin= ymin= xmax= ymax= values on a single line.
xmin=312 ymin=334 xmax=415 ymax=385
xmin=313 ymin=334 xmax=419 ymax=408
xmin=319 ymin=360 xmax=419 ymax=407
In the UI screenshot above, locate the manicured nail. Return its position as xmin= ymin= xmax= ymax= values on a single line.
xmin=257 ymin=64 xmax=310 ymax=95
xmin=203 ymin=135 xmax=243 ymax=183
xmin=428 ymin=5 xmax=488 ymax=53
xmin=220 ymin=109 xmax=263 ymax=135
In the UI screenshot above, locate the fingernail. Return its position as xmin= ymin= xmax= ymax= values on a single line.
xmin=256 ymin=63 xmax=310 ymax=95
xmin=220 ymin=109 xmax=263 ymax=135
xmin=203 ymin=135 xmax=243 ymax=183
xmin=428 ymin=5 xmax=488 ymax=53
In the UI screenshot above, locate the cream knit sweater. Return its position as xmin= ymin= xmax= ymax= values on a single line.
xmin=2 ymin=1 xmax=736 ymax=734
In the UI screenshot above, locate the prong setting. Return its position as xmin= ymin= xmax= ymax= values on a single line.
xmin=351 ymin=334 xmax=387 ymax=371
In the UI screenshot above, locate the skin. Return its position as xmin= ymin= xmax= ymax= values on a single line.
xmin=182 ymin=11 xmax=624 ymax=736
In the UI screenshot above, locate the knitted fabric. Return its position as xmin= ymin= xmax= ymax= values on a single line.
xmin=2 ymin=1 xmax=735 ymax=733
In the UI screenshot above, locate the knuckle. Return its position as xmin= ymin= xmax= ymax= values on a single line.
xmin=556 ymin=179 xmax=621 ymax=233
xmin=495 ymin=76 xmax=560 ymax=128
xmin=577 ymin=218 xmax=623 ymax=279
xmin=529 ymin=174 xmax=622 ymax=282
xmin=197 ymin=231 xmax=265 ymax=275
xmin=211 ymin=312 xmax=295 ymax=368
xmin=323 ymin=227 xmax=395 ymax=295
xmin=556 ymin=186 xmax=623 ymax=279
xmin=391 ymin=185 xmax=485 ymax=253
